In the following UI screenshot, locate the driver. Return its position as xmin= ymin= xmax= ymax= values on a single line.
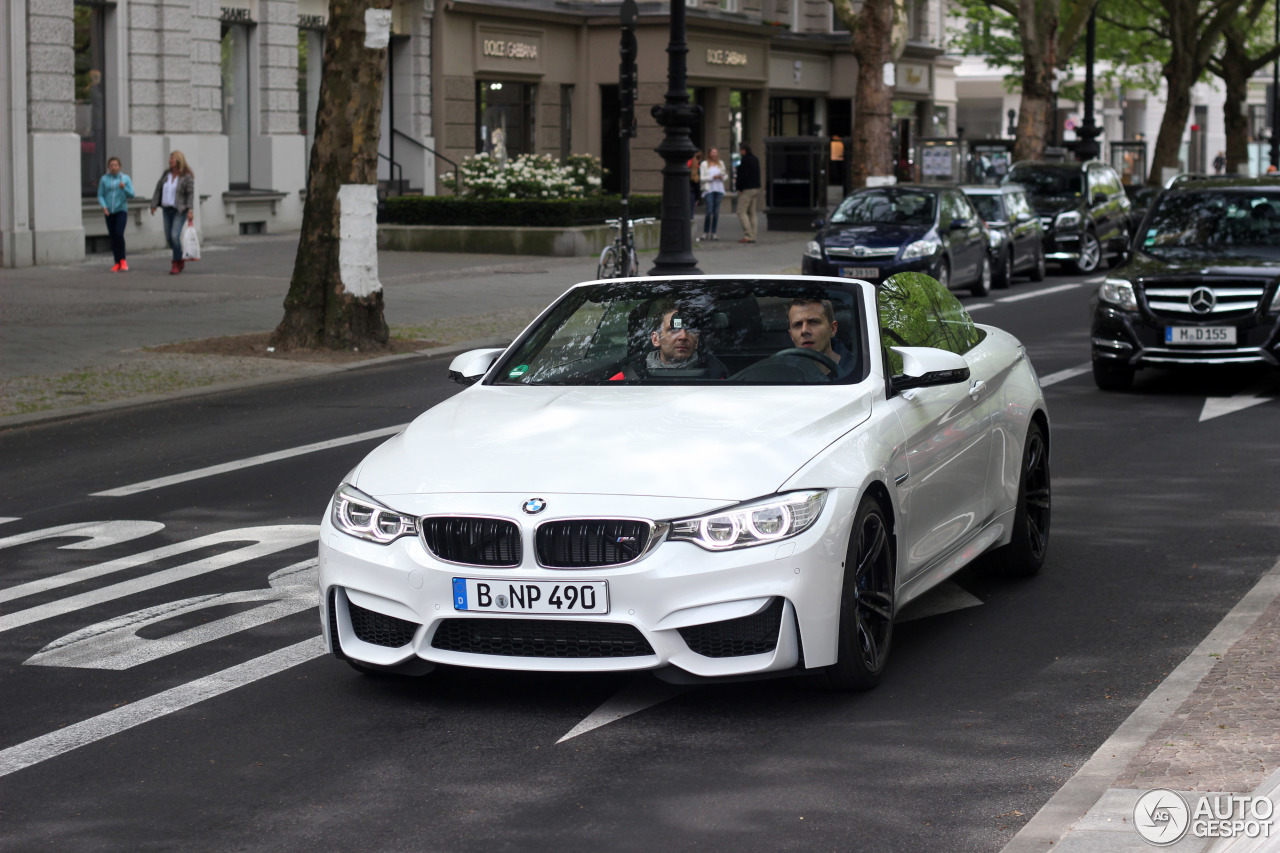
xmin=787 ymin=298 xmax=856 ymax=379
xmin=613 ymin=303 xmax=728 ymax=380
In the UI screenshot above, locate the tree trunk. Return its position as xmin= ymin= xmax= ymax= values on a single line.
xmin=1012 ymin=0 xmax=1058 ymax=162
xmin=1148 ymin=65 xmax=1195 ymax=186
xmin=836 ymin=0 xmax=895 ymax=189
xmin=271 ymin=0 xmax=391 ymax=352
xmin=1220 ymin=32 xmax=1251 ymax=176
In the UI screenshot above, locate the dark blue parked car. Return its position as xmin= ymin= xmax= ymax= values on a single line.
xmin=801 ymin=185 xmax=994 ymax=296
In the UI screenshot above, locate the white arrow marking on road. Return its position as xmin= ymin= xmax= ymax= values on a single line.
xmin=895 ymin=580 xmax=984 ymax=623
xmin=0 ymin=520 xmax=165 ymax=552
xmin=995 ymin=283 xmax=1083 ymax=303
xmin=91 ymin=424 xmax=407 ymax=497
xmin=1038 ymin=363 xmax=1092 ymax=388
xmin=0 ymin=636 xmax=326 ymax=778
xmin=1199 ymin=380 xmax=1274 ymax=422
xmin=0 ymin=518 xmax=18 ymax=525
xmin=558 ymin=677 xmax=691 ymax=744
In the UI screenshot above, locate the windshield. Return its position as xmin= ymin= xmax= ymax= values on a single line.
xmin=493 ymin=279 xmax=865 ymax=386
xmin=1141 ymin=191 xmax=1280 ymax=258
xmin=1006 ymin=168 xmax=1082 ymax=198
xmin=831 ymin=191 xmax=936 ymax=226
xmin=966 ymin=194 xmax=1006 ymax=222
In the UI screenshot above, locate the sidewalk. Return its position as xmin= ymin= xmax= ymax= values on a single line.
xmin=0 ymin=210 xmax=805 ymax=425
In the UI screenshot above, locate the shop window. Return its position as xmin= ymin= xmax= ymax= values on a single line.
xmin=75 ymin=2 xmax=109 ymax=197
xmin=476 ymin=80 xmax=536 ymax=161
xmin=769 ymin=97 xmax=815 ymax=136
xmin=908 ymin=0 xmax=930 ymax=44
xmin=221 ymin=23 xmax=253 ymax=188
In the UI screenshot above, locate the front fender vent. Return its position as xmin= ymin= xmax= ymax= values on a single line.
xmin=678 ymin=597 xmax=785 ymax=658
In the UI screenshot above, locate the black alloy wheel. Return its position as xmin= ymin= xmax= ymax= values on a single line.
xmin=935 ymin=259 xmax=951 ymax=291
xmin=1030 ymin=244 xmax=1047 ymax=281
xmin=983 ymin=420 xmax=1051 ymax=577
xmin=994 ymin=247 xmax=1013 ymax=289
xmin=808 ymin=496 xmax=895 ymax=690
xmin=970 ymin=253 xmax=992 ymax=297
xmin=1072 ymin=231 xmax=1102 ymax=274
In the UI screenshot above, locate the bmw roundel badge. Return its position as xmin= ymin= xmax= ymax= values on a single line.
xmin=522 ymin=497 xmax=547 ymax=515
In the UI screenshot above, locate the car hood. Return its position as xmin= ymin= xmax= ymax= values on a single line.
xmin=820 ymin=223 xmax=930 ymax=248
xmin=354 ymin=384 xmax=876 ymax=503
xmin=1126 ymin=252 xmax=1280 ymax=282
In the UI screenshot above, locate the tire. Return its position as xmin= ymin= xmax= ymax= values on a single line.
xmin=1072 ymin=231 xmax=1101 ymax=274
xmin=970 ymin=253 xmax=992 ymax=297
xmin=982 ymin=420 xmax=1051 ymax=578
xmin=993 ymin=247 xmax=1012 ymax=289
xmin=935 ymin=259 xmax=951 ymax=291
xmin=807 ymin=495 xmax=896 ymax=691
xmin=597 ymin=245 xmax=621 ymax=279
xmin=1092 ymin=360 xmax=1135 ymax=391
xmin=1029 ymin=244 xmax=1047 ymax=281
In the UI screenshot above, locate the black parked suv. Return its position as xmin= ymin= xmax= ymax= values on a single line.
xmin=1003 ymin=160 xmax=1132 ymax=274
xmin=1091 ymin=176 xmax=1280 ymax=390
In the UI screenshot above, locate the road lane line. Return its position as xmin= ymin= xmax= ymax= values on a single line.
xmin=558 ymin=677 xmax=690 ymax=744
xmin=1039 ymin=363 xmax=1092 ymax=388
xmin=0 ymin=521 xmax=164 ymax=552
xmin=995 ymin=283 xmax=1083 ymax=303
xmin=0 ymin=636 xmax=325 ymax=778
xmin=91 ymin=424 xmax=407 ymax=497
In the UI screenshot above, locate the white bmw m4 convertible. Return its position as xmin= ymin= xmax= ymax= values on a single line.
xmin=319 ymin=273 xmax=1050 ymax=689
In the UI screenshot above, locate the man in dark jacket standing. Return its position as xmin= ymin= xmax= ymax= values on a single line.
xmin=735 ymin=143 xmax=762 ymax=243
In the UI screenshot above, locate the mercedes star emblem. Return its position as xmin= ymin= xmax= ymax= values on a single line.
xmin=1189 ymin=287 xmax=1216 ymax=315
xmin=522 ymin=497 xmax=547 ymax=514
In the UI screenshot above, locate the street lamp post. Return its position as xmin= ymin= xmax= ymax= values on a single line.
xmin=1271 ymin=0 xmax=1279 ymax=169
xmin=1075 ymin=5 xmax=1101 ymax=162
xmin=648 ymin=0 xmax=702 ymax=275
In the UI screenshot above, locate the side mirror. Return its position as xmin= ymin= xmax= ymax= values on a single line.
xmin=889 ymin=346 xmax=971 ymax=393
xmin=949 ymin=218 xmax=969 ymax=231
xmin=1092 ymin=191 xmax=1108 ymax=205
xmin=448 ymin=347 xmax=505 ymax=386
xmin=811 ymin=217 xmax=826 ymax=229
xmin=1015 ymin=211 xmax=1032 ymax=223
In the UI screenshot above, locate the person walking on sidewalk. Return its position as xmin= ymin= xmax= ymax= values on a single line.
xmin=97 ymin=156 xmax=135 ymax=272
xmin=698 ymin=148 xmax=727 ymax=242
xmin=150 ymin=151 xmax=195 ymax=275
xmin=688 ymin=150 xmax=703 ymax=212
xmin=735 ymin=143 xmax=762 ymax=243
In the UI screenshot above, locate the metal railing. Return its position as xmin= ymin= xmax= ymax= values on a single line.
xmin=393 ymin=129 xmax=461 ymax=194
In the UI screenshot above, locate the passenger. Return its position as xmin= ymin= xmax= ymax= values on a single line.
xmin=613 ymin=304 xmax=728 ymax=380
xmin=787 ymin=298 xmax=856 ymax=379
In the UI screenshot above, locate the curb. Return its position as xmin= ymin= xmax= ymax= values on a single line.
xmin=0 ymin=337 xmax=512 ymax=432
xmin=1002 ymin=557 xmax=1280 ymax=851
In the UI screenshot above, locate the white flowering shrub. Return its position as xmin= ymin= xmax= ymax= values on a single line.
xmin=443 ymin=153 xmax=605 ymax=200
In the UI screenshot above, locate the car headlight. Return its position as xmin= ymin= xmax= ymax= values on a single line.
xmin=1099 ymin=278 xmax=1138 ymax=311
xmin=987 ymin=229 xmax=1005 ymax=250
xmin=668 ymin=490 xmax=827 ymax=551
xmin=804 ymin=240 xmax=823 ymax=259
xmin=331 ymin=483 xmax=418 ymax=544
xmin=902 ymin=237 xmax=941 ymax=260
xmin=1054 ymin=210 xmax=1082 ymax=230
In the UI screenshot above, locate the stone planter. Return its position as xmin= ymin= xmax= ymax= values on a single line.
xmin=377 ymin=220 xmax=662 ymax=257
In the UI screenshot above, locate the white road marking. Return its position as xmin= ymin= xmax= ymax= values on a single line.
xmin=0 ymin=521 xmax=164 ymax=552
xmin=966 ymin=302 xmax=995 ymax=311
xmin=0 ymin=636 xmax=326 ymax=778
xmin=995 ymin=283 xmax=1082 ymax=303
xmin=26 ymin=560 xmax=318 ymax=670
xmin=1199 ymin=378 xmax=1275 ymax=422
xmin=0 ymin=526 xmax=317 ymax=630
xmin=91 ymin=425 xmax=407 ymax=497
xmin=1038 ymin=363 xmax=1092 ymax=388
xmin=558 ymin=677 xmax=690 ymax=744
xmin=0 ymin=518 xmax=18 ymax=525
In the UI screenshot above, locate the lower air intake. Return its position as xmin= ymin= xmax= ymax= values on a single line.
xmin=348 ymin=597 xmax=419 ymax=648
xmin=431 ymin=618 xmax=654 ymax=658
xmin=678 ymin=597 xmax=785 ymax=658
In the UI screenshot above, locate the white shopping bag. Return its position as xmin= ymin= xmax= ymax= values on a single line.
xmin=181 ymin=223 xmax=201 ymax=261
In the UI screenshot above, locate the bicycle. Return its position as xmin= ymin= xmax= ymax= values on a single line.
xmin=596 ymin=216 xmax=654 ymax=279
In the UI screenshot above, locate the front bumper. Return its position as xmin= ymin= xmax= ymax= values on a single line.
xmin=801 ymin=254 xmax=938 ymax=282
xmin=1091 ymin=304 xmax=1280 ymax=368
xmin=318 ymin=490 xmax=859 ymax=679
xmin=1042 ymin=228 xmax=1083 ymax=262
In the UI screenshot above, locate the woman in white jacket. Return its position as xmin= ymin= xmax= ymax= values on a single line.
xmin=698 ymin=148 xmax=727 ymax=241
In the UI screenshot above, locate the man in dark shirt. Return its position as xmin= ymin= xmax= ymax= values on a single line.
xmin=735 ymin=143 xmax=762 ymax=243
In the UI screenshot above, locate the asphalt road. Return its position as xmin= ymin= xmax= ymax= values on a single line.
xmin=2 ymin=269 xmax=1279 ymax=852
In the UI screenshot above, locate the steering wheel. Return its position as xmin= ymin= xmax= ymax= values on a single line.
xmin=771 ymin=347 xmax=839 ymax=375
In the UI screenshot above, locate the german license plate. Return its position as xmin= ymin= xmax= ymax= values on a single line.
xmin=452 ymin=578 xmax=609 ymax=615
xmin=1165 ymin=326 xmax=1236 ymax=345
xmin=840 ymin=267 xmax=879 ymax=279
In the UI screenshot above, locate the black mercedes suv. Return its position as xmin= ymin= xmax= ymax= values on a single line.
xmin=1004 ymin=160 xmax=1131 ymax=274
xmin=1090 ymin=177 xmax=1280 ymax=390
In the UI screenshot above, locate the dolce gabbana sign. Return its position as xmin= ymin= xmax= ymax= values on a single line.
xmin=706 ymin=48 xmax=748 ymax=67
xmin=483 ymin=39 xmax=538 ymax=60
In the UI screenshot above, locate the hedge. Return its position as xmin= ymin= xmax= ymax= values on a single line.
xmin=383 ymin=195 xmax=663 ymax=227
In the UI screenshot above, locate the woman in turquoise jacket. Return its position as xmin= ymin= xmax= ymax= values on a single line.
xmin=97 ymin=156 xmax=135 ymax=272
